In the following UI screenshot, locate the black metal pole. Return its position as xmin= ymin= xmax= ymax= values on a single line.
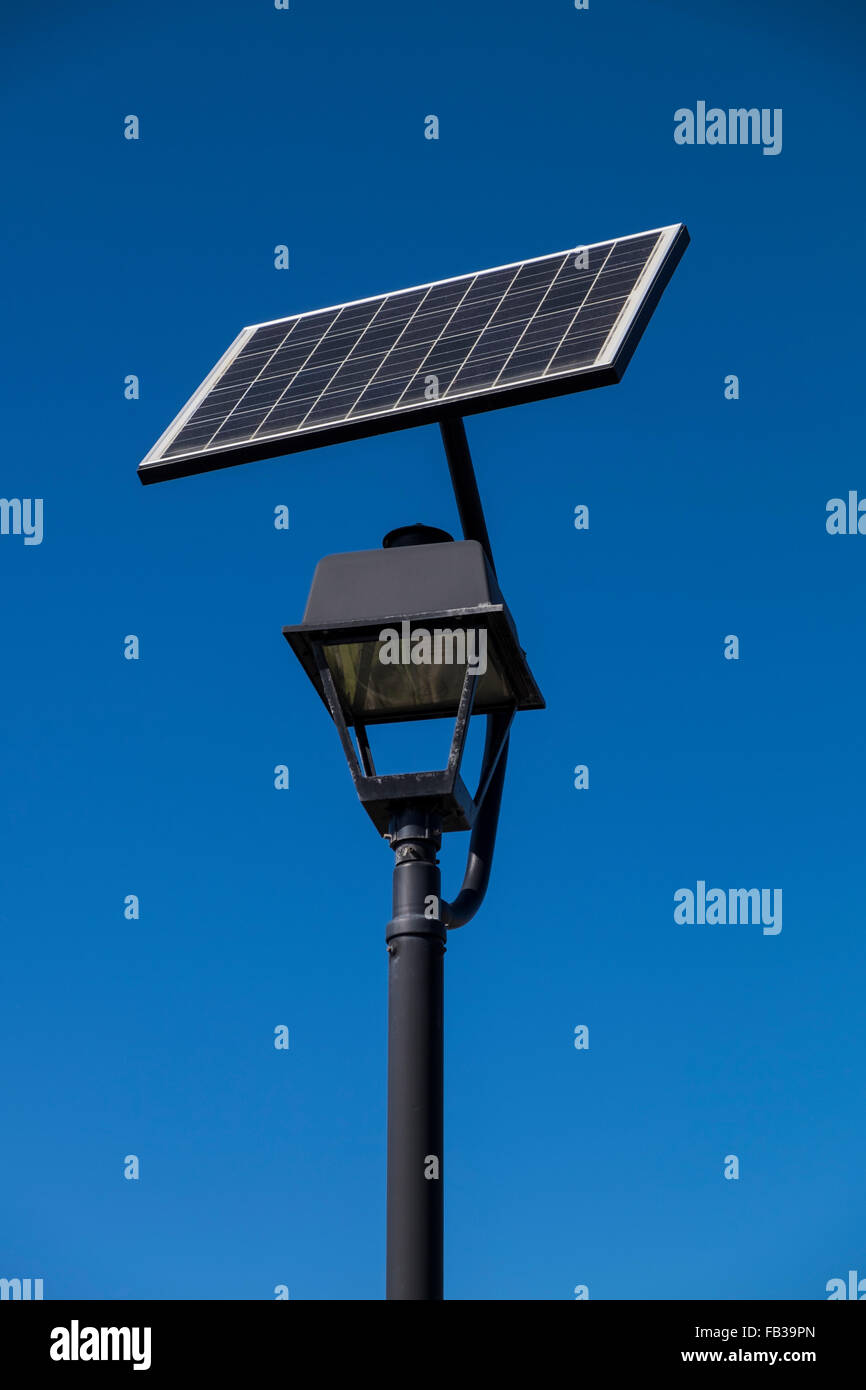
xmin=385 ymin=806 xmax=446 ymax=1300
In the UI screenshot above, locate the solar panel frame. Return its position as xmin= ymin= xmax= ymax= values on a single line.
xmin=138 ymin=223 xmax=688 ymax=484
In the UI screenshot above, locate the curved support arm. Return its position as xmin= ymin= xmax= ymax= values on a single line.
xmin=440 ymin=416 xmax=497 ymax=576
xmin=440 ymin=711 xmax=510 ymax=930
xmin=438 ymin=418 xmax=511 ymax=931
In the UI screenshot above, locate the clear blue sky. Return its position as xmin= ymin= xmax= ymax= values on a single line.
xmin=2 ymin=0 xmax=865 ymax=1300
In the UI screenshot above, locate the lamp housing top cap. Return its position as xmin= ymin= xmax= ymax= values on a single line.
xmin=300 ymin=539 xmax=504 ymax=628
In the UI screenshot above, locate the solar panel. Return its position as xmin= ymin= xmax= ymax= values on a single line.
xmin=138 ymin=223 xmax=688 ymax=484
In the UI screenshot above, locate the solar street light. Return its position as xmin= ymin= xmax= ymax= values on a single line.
xmin=138 ymin=223 xmax=689 ymax=1300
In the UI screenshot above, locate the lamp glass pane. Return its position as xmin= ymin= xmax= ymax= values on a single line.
xmin=322 ymin=623 xmax=512 ymax=720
